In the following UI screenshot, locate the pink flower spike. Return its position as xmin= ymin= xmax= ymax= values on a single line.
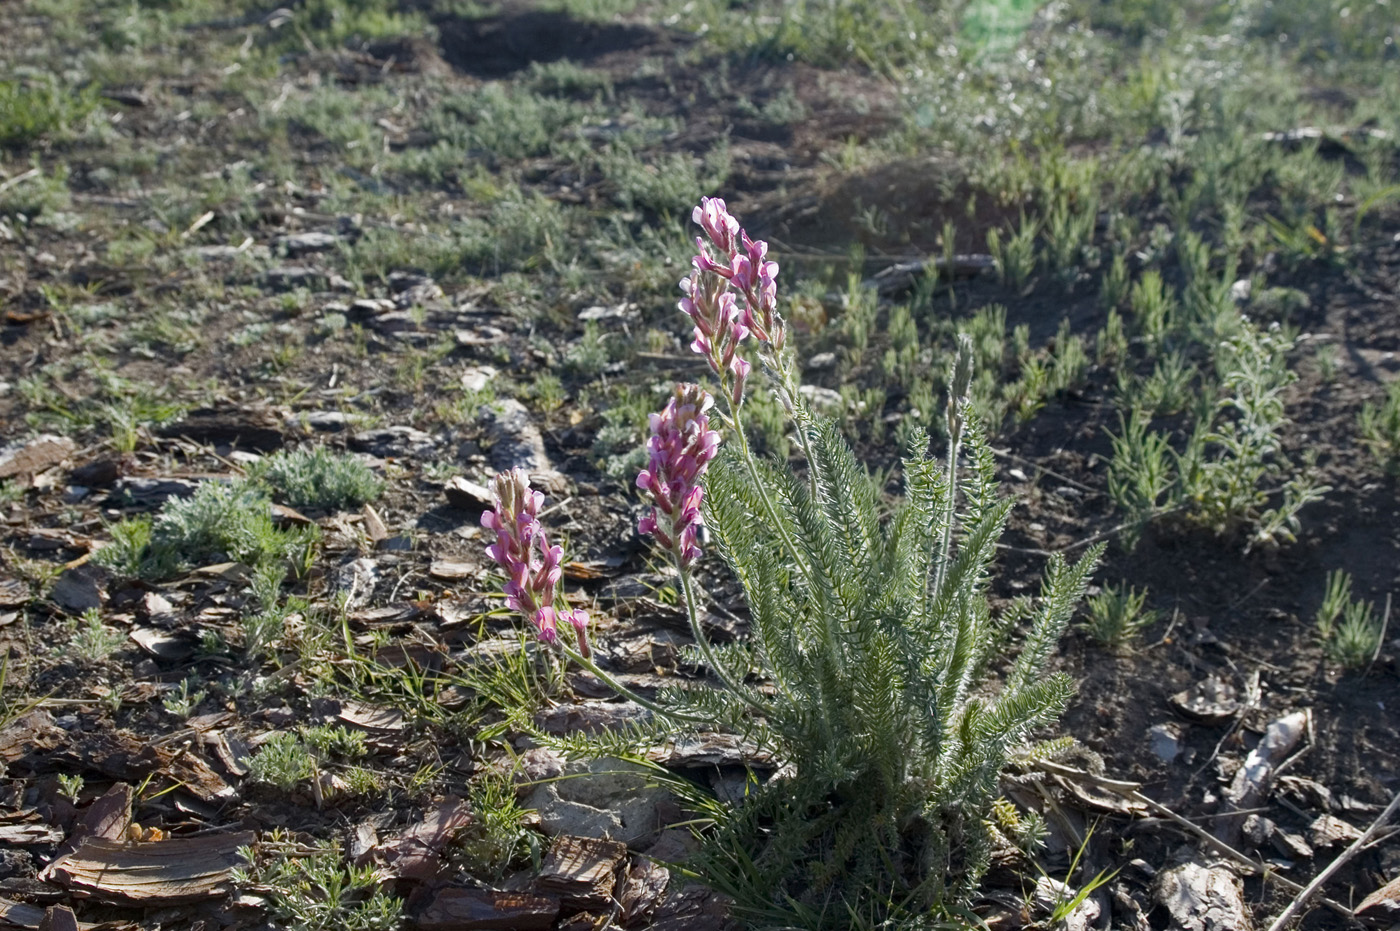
xmin=482 ymin=468 xmax=572 ymax=650
xmin=637 ymin=383 xmax=721 ymax=568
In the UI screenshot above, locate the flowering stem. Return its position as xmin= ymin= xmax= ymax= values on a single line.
xmin=558 ymin=643 xmax=709 ymax=725
xmin=726 ymin=392 xmax=849 ymax=679
xmin=674 ymin=560 xmax=772 ymax=716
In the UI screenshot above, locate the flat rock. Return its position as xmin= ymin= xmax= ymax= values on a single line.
xmin=350 ymin=425 xmax=439 ymax=459
xmin=112 ymin=476 xmax=200 ymax=506
xmin=50 ymin=565 xmax=108 ymax=613
xmin=0 ymin=435 xmax=76 ymax=480
xmin=523 ymin=756 xmax=670 ymax=846
xmin=482 ymin=399 xmax=550 ymax=473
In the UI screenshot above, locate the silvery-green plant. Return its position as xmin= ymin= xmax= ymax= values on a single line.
xmin=483 ymin=198 xmax=1102 ymax=928
xmin=1108 ymin=321 xmax=1327 ymax=551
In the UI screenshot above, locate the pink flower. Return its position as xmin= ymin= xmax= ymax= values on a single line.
xmin=677 ymin=201 xmax=786 ymax=405
xmin=481 ymin=468 xmax=588 ymax=654
xmin=637 ymin=384 xmax=721 ymax=567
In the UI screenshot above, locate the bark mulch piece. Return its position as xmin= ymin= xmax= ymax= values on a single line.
xmin=414 ymin=887 xmax=561 ymax=931
xmin=38 ymin=831 xmax=255 ymax=906
xmin=536 ymin=835 xmax=628 ymax=910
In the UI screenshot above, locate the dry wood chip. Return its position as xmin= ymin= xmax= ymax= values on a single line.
xmin=269 ymin=503 xmax=313 ymax=526
xmin=362 ymin=503 xmax=389 ymax=541
xmin=0 ymin=824 xmax=64 ymax=845
xmin=1308 ymin=813 xmax=1362 ymax=848
xmin=370 ymin=640 xmax=446 ymax=673
xmin=56 ymin=783 xmax=133 ymax=861
xmin=39 ymin=831 xmax=254 ymax=905
xmin=337 ymin=700 xmax=406 ymax=734
xmin=38 ymin=730 xmax=234 ymax=803
xmin=1153 ymin=861 xmax=1249 ymax=931
xmin=619 ymin=858 xmax=670 ymax=926
xmin=0 ymin=435 xmax=76 ymax=480
xmin=0 ymin=896 xmax=55 ymax=931
xmin=349 ymin=603 xmax=419 ymax=626
xmin=415 ymin=887 xmax=560 ymax=930
xmin=534 ymin=701 xmax=652 ymax=736
xmin=429 ymin=560 xmax=474 ymax=580
xmin=36 ymin=905 xmax=78 ymax=931
xmin=646 ymin=884 xmax=737 ymax=931
xmin=648 ymin=733 xmax=775 ymax=769
xmin=201 ymin=731 xmax=250 ymax=778
xmin=129 ymin=627 xmax=195 ymax=661
xmin=1226 ymin=710 xmax=1309 ymax=807
xmin=538 ymin=835 xmax=627 ymax=909
xmin=375 ymin=797 xmax=473 ymax=881
xmin=1357 ymin=874 xmax=1400 ymax=915
xmin=0 ymin=712 xmax=63 ymax=764
xmin=444 ymin=476 xmax=493 ymax=510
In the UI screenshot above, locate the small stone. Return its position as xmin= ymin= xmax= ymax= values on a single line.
xmin=460 ymin=366 xmax=498 ymax=392
xmin=798 ymin=384 xmax=842 ymax=410
xmin=806 ymin=352 xmax=838 ymax=370
xmin=1148 ymin=723 xmax=1182 ymax=762
xmin=578 ymin=303 xmax=636 ymax=321
xmin=263 ymin=265 xmax=326 ymax=291
xmin=350 ymin=426 xmax=439 ymax=459
xmin=278 ymin=231 xmax=338 ymax=256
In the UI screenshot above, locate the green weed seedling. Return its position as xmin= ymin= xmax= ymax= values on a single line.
xmin=455 ymin=769 xmax=540 ymax=880
xmin=233 ymin=831 xmax=403 ymax=931
xmin=1359 ymin=380 xmax=1400 ymax=476
xmin=250 ymin=446 xmax=384 ymax=511
xmin=0 ymin=77 xmax=99 ymax=149
xmin=161 ymin=678 xmax=206 ymax=718
xmin=1315 ymin=570 xmax=1387 ymax=670
xmin=1080 ymin=584 xmax=1158 ymax=649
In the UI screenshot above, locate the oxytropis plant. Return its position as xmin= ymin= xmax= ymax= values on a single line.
xmin=483 ymin=198 xmax=1102 ymax=929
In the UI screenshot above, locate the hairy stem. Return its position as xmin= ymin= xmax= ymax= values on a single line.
xmin=677 ymin=562 xmax=772 ymax=716
xmin=560 ymin=644 xmax=709 ymax=724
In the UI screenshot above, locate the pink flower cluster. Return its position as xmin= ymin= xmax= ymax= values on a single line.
xmin=482 ymin=468 xmax=589 ymax=656
xmin=679 ymin=198 xmax=786 ymax=407
xmin=637 ymin=383 xmax=722 ymax=567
